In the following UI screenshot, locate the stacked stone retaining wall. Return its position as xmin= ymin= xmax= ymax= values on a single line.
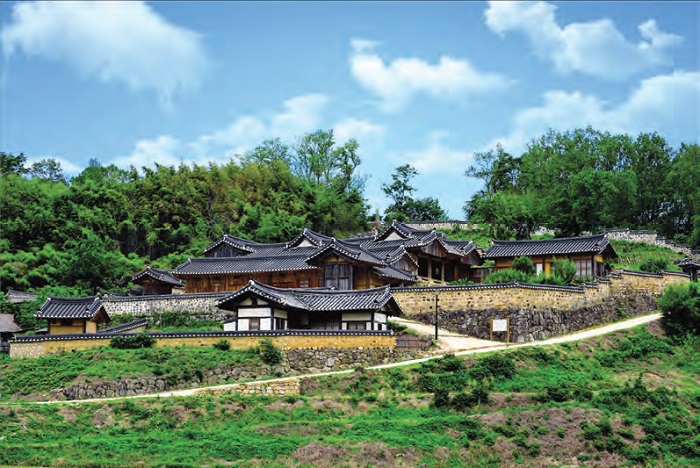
xmin=102 ymin=292 xmax=230 ymax=319
xmin=393 ymin=270 xmax=689 ymax=343
xmin=603 ymin=228 xmax=700 ymax=259
xmin=46 ymin=345 xmax=415 ymax=401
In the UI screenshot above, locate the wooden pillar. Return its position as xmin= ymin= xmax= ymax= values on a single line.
xmin=428 ymin=259 xmax=433 ymax=282
xmin=441 ymin=262 xmax=445 ymax=283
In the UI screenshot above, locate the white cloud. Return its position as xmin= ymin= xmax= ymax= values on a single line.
xmin=398 ymin=131 xmax=474 ymax=174
xmin=113 ymin=94 xmax=335 ymax=169
xmin=333 ymin=118 xmax=384 ymax=145
xmin=1 ymin=1 xmax=208 ymax=103
xmin=485 ymin=1 xmax=682 ymax=80
xmin=349 ymin=39 xmax=513 ymax=112
xmin=24 ymin=156 xmax=83 ymax=176
xmin=494 ymin=71 xmax=700 ymax=153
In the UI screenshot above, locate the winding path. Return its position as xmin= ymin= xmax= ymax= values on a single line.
xmin=34 ymin=312 xmax=662 ymax=405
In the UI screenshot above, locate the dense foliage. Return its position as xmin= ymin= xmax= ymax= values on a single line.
xmin=658 ymin=282 xmax=700 ymax=339
xmin=0 ymin=130 xmax=369 ymax=294
xmin=465 ymin=128 xmax=700 ymax=246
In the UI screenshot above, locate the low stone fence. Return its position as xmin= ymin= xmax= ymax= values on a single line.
xmin=602 ymin=228 xmax=700 ymax=259
xmin=393 ymin=270 xmax=689 ymax=343
xmin=10 ymin=330 xmax=397 ymax=359
xmin=101 ymin=292 xmax=230 ymax=319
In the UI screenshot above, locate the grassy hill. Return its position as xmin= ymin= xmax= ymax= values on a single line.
xmin=2 ymin=321 xmax=698 ymax=467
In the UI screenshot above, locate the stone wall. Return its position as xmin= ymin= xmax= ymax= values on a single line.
xmin=10 ymin=331 xmax=398 ymax=359
xmin=603 ymin=228 xmax=700 ymax=259
xmin=393 ymin=270 xmax=690 ymax=343
xmin=413 ymin=294 xmax=658 ymax=343
xmin=46 ymin=345 xmax=417 ymax=400
xmin=102 ymin=292 xmax=231 ymax=319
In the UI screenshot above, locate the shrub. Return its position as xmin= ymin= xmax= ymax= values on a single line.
xmin=213 ymin=339 xmax=231 ymax=351
xmin=259 ymin=339 xmax=283 ymax=365
xmin=110 ymin=333 xmax=155 ymax=349
xmin=484 ymin=269 xmax=530 ymax=284
xmin=552 ymin=257 xmax=577 ymax=284
xmin=640 ymin=257 xmax=668 ymax=273
xmin=658 ymin=282 xmax=700 ymax=338
xmin=539 ymin=384 xmax=571 ymax=402
xmin=512 ymin=256 xmax=536 ymax=276
xmin=432 ymin=388 xmax=450 ymax=408
xmin=470 ymin=353 xmax=516 ymax=381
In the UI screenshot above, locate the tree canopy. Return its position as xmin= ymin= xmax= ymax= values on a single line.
xmin=464 ymin=128 xmax=699 ymax=246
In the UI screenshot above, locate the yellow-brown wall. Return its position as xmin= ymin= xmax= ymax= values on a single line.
xmin=394 ymin=270 xmax=689 ymax=316
xmin=10 ymin=333 xmax=396 ymax=359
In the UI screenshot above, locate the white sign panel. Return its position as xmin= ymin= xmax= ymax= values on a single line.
xmin=492 ymin=319 xmax=508 ymax=332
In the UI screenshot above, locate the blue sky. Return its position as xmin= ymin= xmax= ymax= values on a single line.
xmin=1 ymin=1 xmax=698 ymax=218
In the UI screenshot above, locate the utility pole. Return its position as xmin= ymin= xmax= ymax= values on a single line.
xmin=434 ymin=294 xmax=439 ymax=341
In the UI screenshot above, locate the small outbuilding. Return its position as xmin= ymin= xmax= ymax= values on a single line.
xmin=483 ymin=234 xmax=618 ymax=279
xmin=35 ymin=296 xmax=110 ymax=335
xmin=0 ymin=314 xmax=22 ymax=352
xmin=217 ymin=280 xmax=403 ymax=331
xmin=679 ymin=258 xmax=700 ymax=282
xmin=132 ymin=267 xmax=184 ymax=295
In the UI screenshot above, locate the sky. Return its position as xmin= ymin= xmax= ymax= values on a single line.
xmin=1 ymin=1 xmax=698 ymax=218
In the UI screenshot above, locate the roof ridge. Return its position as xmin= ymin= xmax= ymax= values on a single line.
xmin=492 ymin=234 xmax=606 ymax=244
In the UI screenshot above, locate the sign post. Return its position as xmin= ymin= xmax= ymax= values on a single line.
xmin=490 ymin=318 xmax=510 ymax=345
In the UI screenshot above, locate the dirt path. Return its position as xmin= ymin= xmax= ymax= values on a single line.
xmin=33 ymin=312 xmax=662 ymax=405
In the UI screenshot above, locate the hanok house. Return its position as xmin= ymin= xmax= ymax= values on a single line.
xmin=132 ymin=267 xmax=184 ymax=295
xmin=0 ymin=314 xmax=22 ymax=352
xmin=679 ymin=258 xmax=700 ymax=282
xmin=172 ymin=221 xmax=481 ymax=293
xmin=483 ymin=234 xmax=618 ymax=279
xmin=217 ymin=280 xmax=403 ymax=331
xmin=35 ymin=296 xmax=110 ymax=335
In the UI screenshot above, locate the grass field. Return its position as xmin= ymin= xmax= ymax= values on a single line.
xmin=2 ymin=321 xmax=698 ymax=467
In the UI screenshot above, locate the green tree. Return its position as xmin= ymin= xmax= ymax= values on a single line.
xmin=0 ymin=152 xmax=28 ymax=175
xmin=658 ymin=283 xmax=700 ymax=339
xmin=383 ymin=164 xmax=448 ymax=222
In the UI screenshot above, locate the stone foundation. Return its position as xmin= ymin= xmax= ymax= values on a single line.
xmin=102 ymin=292 xmax=230 ymax=319
xmin=413 ymin=294 xmax=658 ymax=343
xmin=47 ymin=345 xmax=420 ymax=401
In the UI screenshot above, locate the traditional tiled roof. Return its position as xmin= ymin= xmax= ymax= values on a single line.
xmin=5 ymin=290 xmax=37 ymax=303
xmin=181 ymin=220 xmax=478 ymax=281
xmin=35 ymin=296 xmax=105 ymax=320
xmin=174 ymin=255 xmax=318 ymax=275
xmin=679 ymin=258 xmax=700 ymax=268
xmin=217 ymin=280 xmax=403 ymax=315
xmin=0 ymin=314 xmax=22 ymax=333
xmin=305 ymin=238 xmax=385 ymax=266
xmin=286 ymin=228 xmax=333 ymax=248
xmin=375 ymin=220 xmax=434 ymax=241
xmin=202 ymin=234 xmax=259 ymax=255
xmin=98 ymin=318 xmax=149 ymax=334
xmin=483 ymin=234 xmax=616 ymax=259
xmin=132 ymin=267 xmax=184 ymax=287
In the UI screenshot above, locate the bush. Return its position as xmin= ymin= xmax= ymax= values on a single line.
xmin=110 ymin=333 xmax=155 ymax=349
xmin=213 ymin=339 xmax=231 ymax=351
xmin=658 ymin=282 xmax=700 ymax=338
xmin=259 ymin=339 xmax=283 ymax=365
xmin=512 ymin=256 xmax=536 ymax=276
xmin=469 ymin=353 xmax=516 ymax=381
xmin=539 ymin=384 xmax=571 ymax=402
xmin=552 ymin=257 xmax=577 ymax=284
xmin=432 ymin=388 xmax=450 ymax=408
xmin=484 ymin=269 xmax=530 ymax=284
xmin=640 ymin=257 xmax=668 ymax=273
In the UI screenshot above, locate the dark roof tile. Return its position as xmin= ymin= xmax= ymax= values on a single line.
xmin=35 ymin=296 xmax=105 ymax=320
xmin=483 ymin=234 xmax=615 ymax=259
